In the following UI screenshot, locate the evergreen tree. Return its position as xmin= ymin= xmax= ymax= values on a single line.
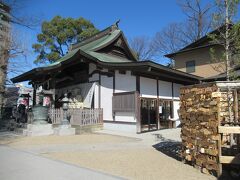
xmin=209 ymin=0 xmax=240 ymax=146
xmin=32 ymin=16 xmax=99 ymax=64
xmin=209 ymin=0 xmax=240 ymax=80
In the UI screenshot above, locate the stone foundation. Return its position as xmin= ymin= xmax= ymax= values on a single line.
xmin=53 ymin=125 xmax=76 ymax=136
xmin=23 ymin=124 xmax=54 ymax=136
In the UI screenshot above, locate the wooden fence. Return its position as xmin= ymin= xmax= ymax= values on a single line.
xmin=49 ymin=108 xmax=63 ymax=125
xmin=48 ymin=108 xmax=103 ymax=126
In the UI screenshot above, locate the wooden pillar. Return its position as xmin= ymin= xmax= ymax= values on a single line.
xmin=98 ymin=74 xmax=101 ymax=108
xmin=27 ymin=93 xmax=30 ymax=110
xmin=157 ymin=79 xmax=160 ymax=130
xmin=33 ymin=84 xmax=36 ymax=106
xmin=136 ymin=76 xmax=141 ymax=133
xmin=148 ymin=100 xmax=150 ymax=131
xmin=171 ymin=82 xmax=175 ymax=128
xmin=113 ymin=71 xmax=115 ymax=93
xmin=136 ymin=75 xmax=140 ymax=93
xmin=136 ymin=91 xmax=141 ymax=133
xmin=113 ymin=71 xmax=115 ymax=121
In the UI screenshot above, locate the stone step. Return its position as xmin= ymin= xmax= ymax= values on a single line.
xmin=23 ymin=124 xmax=54 ymax=136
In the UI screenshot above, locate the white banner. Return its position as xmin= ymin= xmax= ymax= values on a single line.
xmin=81 ymin=82 xmax=95 ymax=108
xmin=56 ymin=82 xmax=96 ymax=108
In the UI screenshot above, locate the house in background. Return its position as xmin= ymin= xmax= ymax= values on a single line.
xmin=12 ymin=23 xmax=200 ymax=133
xmin=165 ymin=28 xmax=226 ymax=79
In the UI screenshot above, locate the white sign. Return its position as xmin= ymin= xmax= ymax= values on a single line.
xmin=159 ymin=106 xmax=162 ymax=114
xmin=82 ymin=82 xmax=95 ymax=108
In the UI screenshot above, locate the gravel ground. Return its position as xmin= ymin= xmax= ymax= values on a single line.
xmin=0 ymin=128 xmax=216 ymax=180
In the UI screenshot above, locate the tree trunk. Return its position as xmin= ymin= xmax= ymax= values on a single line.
xmin=225 ymin=0 xmax=230 ymax=81
xmin=0 ymin=50 xmax=8 ymax=119
xmin=225 ymin=0 xmax=234 ymax=146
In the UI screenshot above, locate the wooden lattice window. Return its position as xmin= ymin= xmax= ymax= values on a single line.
xmin=112 ymin=91 xmax=137 ymax=112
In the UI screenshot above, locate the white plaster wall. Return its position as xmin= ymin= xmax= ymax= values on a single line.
xmin=140 ymin=77 xmax=157 ymax=98
xmin=173 ymin=101 xmax=181 ymax=127
xmin=115 ymin=71 xmax=136 ymax=93
xmin=158 ymin=80 xmax=172 ymax=99
xmin=173 ymin=83 xmax=183 ymax=100
xmin=114 ymin=112 xmax=136 ymax=122
xmin=94 ymin=82 xmax=99 ymax=108
xmin=101 ymin=75 xmax=113 ymax=121
xmin=103 ymin=122 xmax=136 ymax=133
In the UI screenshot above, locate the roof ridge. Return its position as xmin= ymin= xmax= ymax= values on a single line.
xmin=70 ymin=22 xmax=119 ymax=51
xmin=165 ymin=24 xmax=233 ymax=58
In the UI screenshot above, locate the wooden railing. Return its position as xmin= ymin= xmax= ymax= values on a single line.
xmin=69 ymin=108 xmax=103 ymax=126
xmin=49 ymin=108 xmax=63 ymax=125
xmin=48 ymin=108 xmax=103 ymax=126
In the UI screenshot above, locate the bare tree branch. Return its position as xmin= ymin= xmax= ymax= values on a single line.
xmin=177 ymin=0 xmax=214 ymax=40
xmin=152 ymin=23 xmax=190 ymax=55
xmin=129 ymin=36 xmax=156 ymax=60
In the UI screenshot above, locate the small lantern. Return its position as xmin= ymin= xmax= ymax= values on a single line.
xmin=61 ymin=93 xmax=70 ymax=125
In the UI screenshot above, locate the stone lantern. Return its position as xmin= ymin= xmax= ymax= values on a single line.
xmin=61 ymin=93 xmax=70 ymax=126
xmin=53 ymin=93 xmax=75 ymax=135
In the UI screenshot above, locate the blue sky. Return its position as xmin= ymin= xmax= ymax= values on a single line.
xmin=11 ymin=0 xmax=227 ymax=81
xmin=23 ymin=0 xmax=186 ymax=37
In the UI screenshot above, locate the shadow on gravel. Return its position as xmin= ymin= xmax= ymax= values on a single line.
xmin=152 ymin=133 xmax=182 ymax=161
xmin=152 ymin=134 xmax=239 ymax=180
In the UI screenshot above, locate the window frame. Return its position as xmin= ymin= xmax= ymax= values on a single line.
xmin=186 ymin=60 xmax=196 ymax=73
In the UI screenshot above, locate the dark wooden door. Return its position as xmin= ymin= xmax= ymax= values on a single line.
xmin=140 ymin=98 xmax=157 ymax=131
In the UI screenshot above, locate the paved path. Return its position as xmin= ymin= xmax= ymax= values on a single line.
xmin=96 ymin=128 xmax=182 ymax=144
xmin=0 ymin=145 xmax=123 ymax=180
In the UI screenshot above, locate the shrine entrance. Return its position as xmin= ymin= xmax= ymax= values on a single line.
xmin=140 ymin=98 xmax=158 ymax=132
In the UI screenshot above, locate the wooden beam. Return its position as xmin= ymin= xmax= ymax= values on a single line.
xmin=220 ymin=156 xmax=240 ymax=164
xmin=113 ymin=91 xmax=136 ymax=96
xmin=132 ymin=71 xmax=195 ymax=85
xmin=89 ymin=70 xmax=113 ymax=77
xmin=218 ymin=126 xmax=240 ymax=134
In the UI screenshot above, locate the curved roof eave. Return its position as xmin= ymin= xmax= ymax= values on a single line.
xmin=11 ymin=49 xmax=81 ymax=83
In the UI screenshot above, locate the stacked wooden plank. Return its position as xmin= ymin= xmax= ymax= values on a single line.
xmin=180 ymin=82 xmax=240 ymax=176
xmin=180 ymin=83 xmax=221 ymax=175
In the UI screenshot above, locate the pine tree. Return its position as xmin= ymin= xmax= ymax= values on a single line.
xmin=32 ymin=16 xmax=99 ymax=64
